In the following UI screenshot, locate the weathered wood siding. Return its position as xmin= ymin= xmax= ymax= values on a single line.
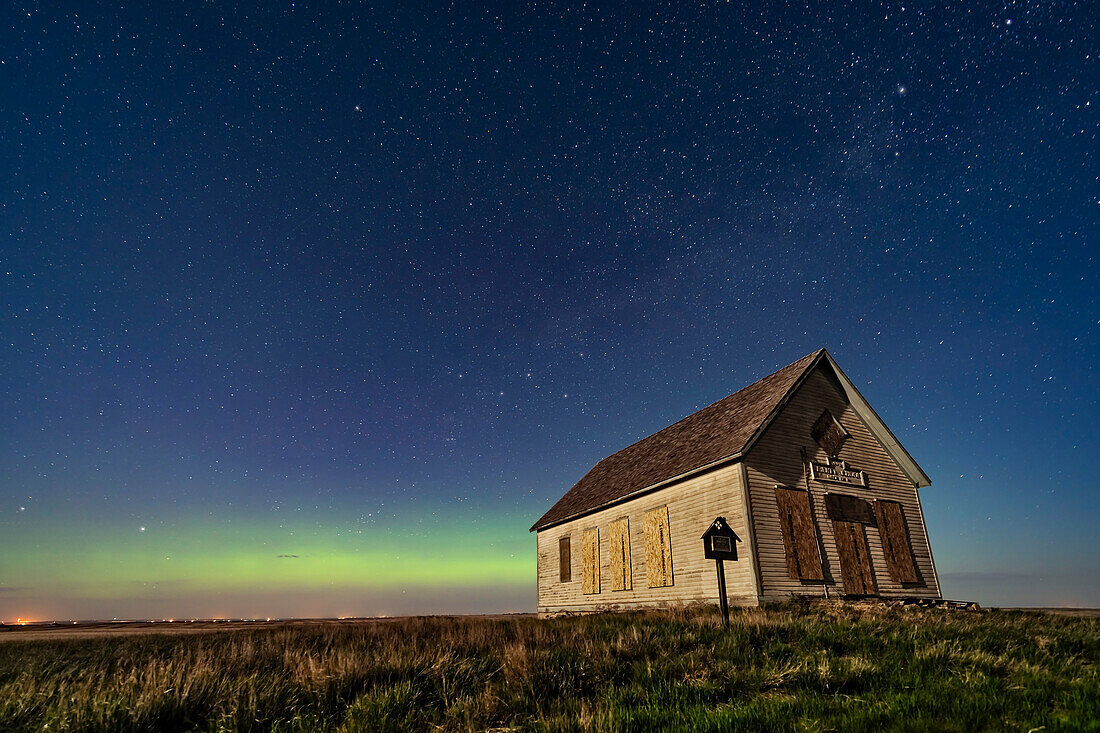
xmin=535 ymin=462 xmax=758 ymax=615
xmin=744 ymin=364 xmax=941 ymax=601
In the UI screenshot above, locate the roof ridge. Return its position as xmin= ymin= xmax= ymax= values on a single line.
xmin=530 ymin=348 xmax=826 ymax=531
xmin=590 ymin=348 xmax=825 ymax=461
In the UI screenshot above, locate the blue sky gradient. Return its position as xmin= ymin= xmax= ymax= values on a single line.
xmin=1 ymin=1 xmax=1096 ymax=618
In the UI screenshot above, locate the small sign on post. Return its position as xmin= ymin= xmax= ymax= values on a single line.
xmin=701 ymin=516 xmax=741 ymax=627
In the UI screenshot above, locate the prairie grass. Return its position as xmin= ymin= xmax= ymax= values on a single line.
xmin=0 ymin=602 xmax=1095 ymax=731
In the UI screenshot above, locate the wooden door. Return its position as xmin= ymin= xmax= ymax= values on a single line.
xmin=832 ymin=521 xmax=876 ymax=596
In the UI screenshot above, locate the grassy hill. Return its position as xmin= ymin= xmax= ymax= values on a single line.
xmin=0 ymin=602 xmax=1095 ymax=731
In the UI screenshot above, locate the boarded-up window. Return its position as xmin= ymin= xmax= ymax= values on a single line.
xmin=644 ymin=506 xmax=674 ymax=588
xmin=581 ymin=527 xmax=600 ymax=594
xmin=874 ymin=500 xmax=920 ymax=584
xmin=559 ymin=536 xmax=571 ymax=583
xmin=811 ymin=410 xmax=849 ymax=457
xmin=825 ymin=493 xmax=875 ymax=524
xmin=608 ymin=518 xmax=632 ymax=591
xmin=774 ymin=486 xmax=824 ymax=580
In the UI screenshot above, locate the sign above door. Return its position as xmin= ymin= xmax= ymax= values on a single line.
xmin=809 ymin=457 xmax=868 ymax=488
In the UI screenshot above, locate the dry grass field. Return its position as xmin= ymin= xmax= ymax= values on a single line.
xmin=0 ymin=601 xmax=1095 ymax=731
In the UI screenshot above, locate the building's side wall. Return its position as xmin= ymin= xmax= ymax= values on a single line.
xmin=744 ymin=365 xmax=941 ymax=602
xmin=535 ymin=462 xmax=759 ymax=615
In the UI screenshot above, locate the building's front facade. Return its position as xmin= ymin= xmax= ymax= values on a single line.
xmin=531 ymin=349 xmax=941 ymax=615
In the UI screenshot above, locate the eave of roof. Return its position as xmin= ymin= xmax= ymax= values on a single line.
xmin=818 ymin=351 xmax=932 ymax=489
xmin=530 ymin=452 xmax=746 ymax=533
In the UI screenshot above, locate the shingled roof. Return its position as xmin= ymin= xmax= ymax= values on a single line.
xmin=531 ymin=349 xmax=826 ymax=531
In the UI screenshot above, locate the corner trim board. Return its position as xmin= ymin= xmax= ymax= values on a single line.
xmin=737 ymin=461 xmax=764 ymax=601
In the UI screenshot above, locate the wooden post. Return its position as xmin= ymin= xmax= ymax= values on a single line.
xmin=702 ymin=516 xmax=738 ymax=628
xmin=715 ymin=558 xmax=729 ymax=627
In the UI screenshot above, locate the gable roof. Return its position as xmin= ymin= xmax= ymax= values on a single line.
xmin=530 ymin=348 xmax=930 ymax=532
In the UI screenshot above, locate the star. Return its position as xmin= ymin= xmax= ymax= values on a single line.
xmin=0 ymin=0 xmax=1091 ymax=620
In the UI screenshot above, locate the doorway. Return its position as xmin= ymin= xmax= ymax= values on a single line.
xmin=832 ymin=521 xmax=876 ymax=596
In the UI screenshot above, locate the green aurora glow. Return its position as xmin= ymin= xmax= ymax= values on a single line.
xmin=1 ymin=507 xmax=532 ymax=619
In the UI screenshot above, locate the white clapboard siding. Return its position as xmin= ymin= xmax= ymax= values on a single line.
xmin=744 ymin=365 xmax=941 ymax=601
xmin=535 ymin=462 xmax=757 ymax=615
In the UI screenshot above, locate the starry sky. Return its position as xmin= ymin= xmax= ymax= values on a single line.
xmin=1 ymin=1 xmax=1096 ymax=620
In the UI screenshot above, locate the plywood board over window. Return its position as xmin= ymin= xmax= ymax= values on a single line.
xmin=824 ymin=493 xmax=875 ymax=525
xmin=774 ymin=486 xmax=824 ymax=580
xmin=558 ymin=536 xmax=571 ymax=583
xmin=608 ymin=518 xmax=632 ymax=591
xmin=644 ymin=506 xmax=674 ymax=588
xmin=833 ymin=520 xmax=876 ymax=595
xmin=811 ymin=409 xmax=850 ymax=457
xmin=581 ymin=528 xmax=600 ymax=594
xmin=874 ymin=500 xmax=920 ymax=584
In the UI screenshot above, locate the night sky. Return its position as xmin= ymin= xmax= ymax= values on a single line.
xmin=1 ymin=2 xmax=1096 ymax=621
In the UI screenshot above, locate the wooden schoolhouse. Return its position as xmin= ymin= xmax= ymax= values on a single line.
xmin=531 ymin=349 xmax=941 ymax=615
